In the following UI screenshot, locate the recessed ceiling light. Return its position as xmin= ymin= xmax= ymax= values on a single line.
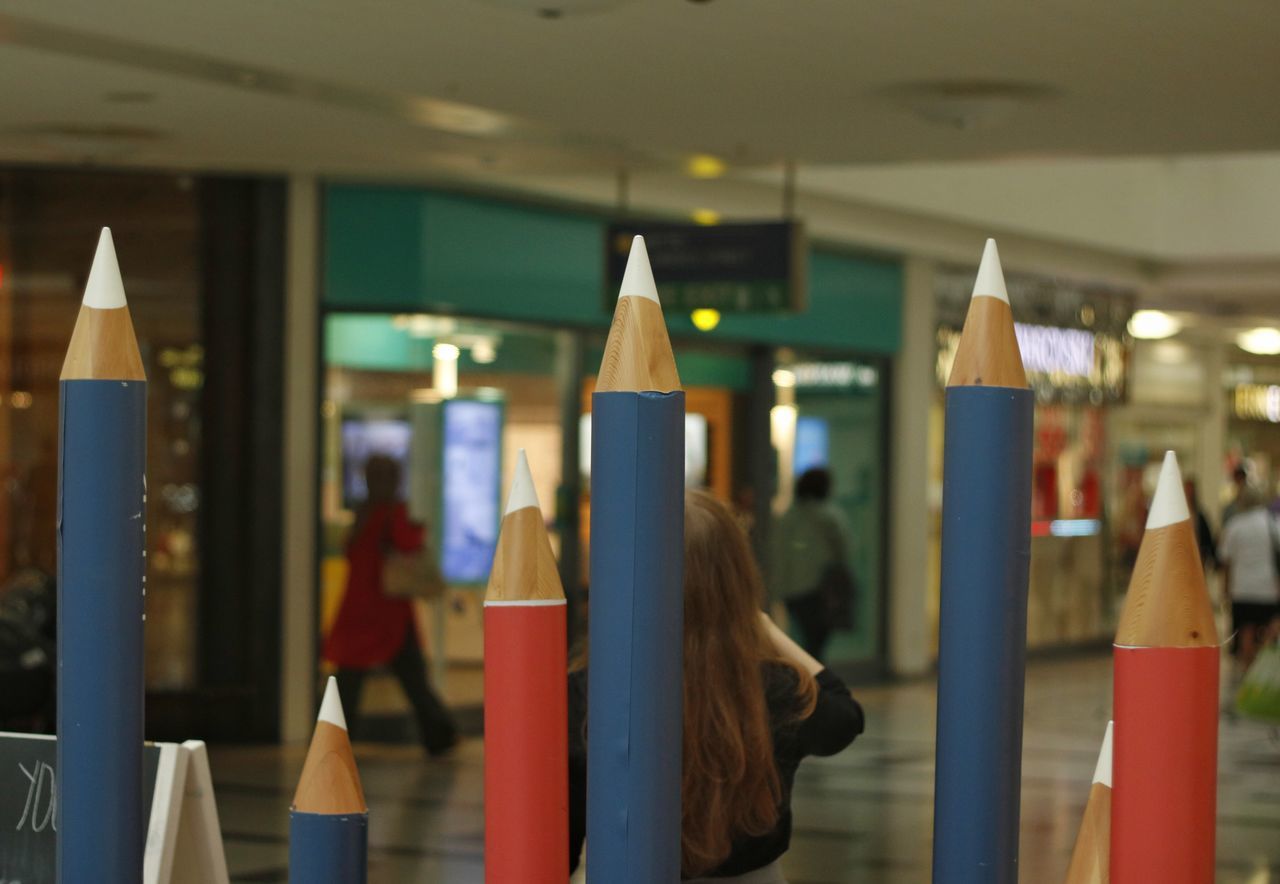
xmin=1127 ymin=310 xmax=1181 ymax=340
xmin=691 ymin=309 xmax=721 ymax=331
xmin=690 ymin=208 xmax=720 ymax=225
xmin=411 ymin=99 xmax=510 ymax=136
xmin=1237 ymin=327 xmax=1280 ymax=355
xmin=686 ymin=154 xmax=726 ymax=179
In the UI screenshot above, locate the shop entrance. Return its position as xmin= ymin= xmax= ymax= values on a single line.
xmin=321 ymin=313 xmax=572 ymax=726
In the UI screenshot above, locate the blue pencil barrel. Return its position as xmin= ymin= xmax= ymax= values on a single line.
xmin=289 ymin=811 xmax=369 ymax=883
xmin=932 ymin=386 xmax=1033 ymax=884
xmin=587 ymin=390 xmax=685 ymax=883
xmin=57 ymin=380 xmax=147 ymax=883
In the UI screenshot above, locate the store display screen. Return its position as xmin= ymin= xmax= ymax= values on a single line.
xmin=341 ymin=417 xmax=411 ymax=507
xmin=794 ymin=416 xmax=830 ymax=476
xmin=441 ymin=400 xmax=502 ymax=583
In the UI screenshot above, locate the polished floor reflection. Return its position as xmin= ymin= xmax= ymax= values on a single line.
xmin=215 ymin=653 xmax=1280 ymax=882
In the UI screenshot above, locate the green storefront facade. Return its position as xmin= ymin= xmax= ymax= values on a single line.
xmin=320 ymin=182 xmax=902 ymax=680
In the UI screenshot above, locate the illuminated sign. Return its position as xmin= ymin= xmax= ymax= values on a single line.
xmin=936 ymin=322 xmax=1126 ymax=403
xmin=1013 ymin=324 xmax=1094 ymax=378
xmin=791 ymin=361 xmax=879 ymax=389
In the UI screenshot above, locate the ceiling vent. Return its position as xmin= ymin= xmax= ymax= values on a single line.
xmin=881 ymin=80 xmax=1059 ymax=130
xmin=474 ymin=0 xmax=639 ymax=17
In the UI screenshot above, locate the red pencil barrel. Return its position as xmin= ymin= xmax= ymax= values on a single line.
xmin=1111 ymin=645 xmax=1217 ymax=883
xmin=484 ymin=602 xmax=568 ymax=884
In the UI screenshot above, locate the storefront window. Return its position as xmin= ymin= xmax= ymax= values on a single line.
xmin=771 ymin=352 xmax=888 ymax=667
xmin=930 ymin=264 xmax=1133 ymax=653
xmin=321 ymin=184 xmax=904 ymax=681
xmin=321 ymin=313 xmax=568 ymax=711
xmin=0 ymin=168 xmax=202 ymax=692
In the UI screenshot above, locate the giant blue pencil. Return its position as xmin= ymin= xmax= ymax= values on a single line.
xmin=57 ymin=228 xmax=148 ymax=883
xmin=587 ymin=235 xmax=685 ymax=883
xmin=290 ymin=677 xmax=368 ymax=883
xmin=932 ymin=239 xmax=1033 ymax=884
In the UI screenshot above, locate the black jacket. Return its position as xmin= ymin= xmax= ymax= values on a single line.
xmin=568 ymin=663 xmax=864 ymax=878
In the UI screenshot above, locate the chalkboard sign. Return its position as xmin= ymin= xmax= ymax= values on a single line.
xmin=0 ymin=732 xmax=160 ymax=884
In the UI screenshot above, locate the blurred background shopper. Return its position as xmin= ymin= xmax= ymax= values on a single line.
xmin=324 ymin=455 xmax=457 ymax=756
xmin=770 ymin=468 xmax=855 ymax=663
xmin=1219 ymin=486 xmax=1280 ymax=670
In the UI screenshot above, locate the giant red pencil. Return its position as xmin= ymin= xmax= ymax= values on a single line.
xmin=483 ymin=450 xmax=568 ymax=884
xmin=1110 ymin=451 xmax=1218 ymax=883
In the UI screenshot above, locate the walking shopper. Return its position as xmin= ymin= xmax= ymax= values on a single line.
xmin=770 ymin=468 xmax=854 ymax=662
xmin=324 ymin=455 xmax=457 ymax=756
xmin=1219 ymin=487 xmax=1280 ymax=670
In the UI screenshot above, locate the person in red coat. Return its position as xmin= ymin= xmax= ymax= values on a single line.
xmin=324 ymin=455 xmax=457 ymax=755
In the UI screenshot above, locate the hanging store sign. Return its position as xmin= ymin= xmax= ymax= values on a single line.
xmin=605 ymin=221 xmax=807 ymax=314
xmin=936 ymin=322 xmax=1127 ymax=404
xmin=933 ymin=264 xmax=1133 ymax=404
xmin=934 ymin=264 xmax=1135 ymax=336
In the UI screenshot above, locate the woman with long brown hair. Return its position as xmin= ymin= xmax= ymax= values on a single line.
xmin=568 ymin=490 xmax=864 ymax=881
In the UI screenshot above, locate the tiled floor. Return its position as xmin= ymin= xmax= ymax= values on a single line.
xmin=214 ymin=653 xmax=1280 ymax=882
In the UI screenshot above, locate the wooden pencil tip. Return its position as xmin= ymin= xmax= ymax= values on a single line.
xmin=487 ymin=455 xmax=565 ymax=602
xmin=1063 ymin=751 xmax=1111 ymax=884
xmin=1115 ymin=453 xmax=1216 ymax=647
xmin=293 ymin=682 xmax=366 ymax=814
xmin=596 ymin=236 xmax=681 ymax=393
xmin=504 ymin=449 xmax=540 ymax=516
xmin=946 ymin=238 xmax=1026 ymax=388
xmin=1146 ymin=451 xmax=1190 ymax=530
xmin=84 ymin=227 xmax=128 ymax=309
xmin=61 ymin=228 xmax=146 ymax=381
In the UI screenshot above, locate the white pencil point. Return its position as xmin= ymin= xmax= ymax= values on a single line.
xmin=971 ymin=238 xmax=1009 ymax=304
xmin=504 ymin=449 xmax=540 ymax=515
xmin=1146 ymin=450 xmax=1190 ymax=530
xmin=318 ymin=675 xmax=348 ymax=731
xmin=1092 ymin=721 xmax=1113 ymax=787
xmin=83 ymin=227 xmax=128 ymax=309
xmin=618 ymin=235 xmax=660 ymax=303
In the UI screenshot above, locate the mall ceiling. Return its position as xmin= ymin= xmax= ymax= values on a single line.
xmin=1 ymin=1 xmax=1279 ymax=173
xmin=2 ymin=1 xmax=1280 ymax=286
